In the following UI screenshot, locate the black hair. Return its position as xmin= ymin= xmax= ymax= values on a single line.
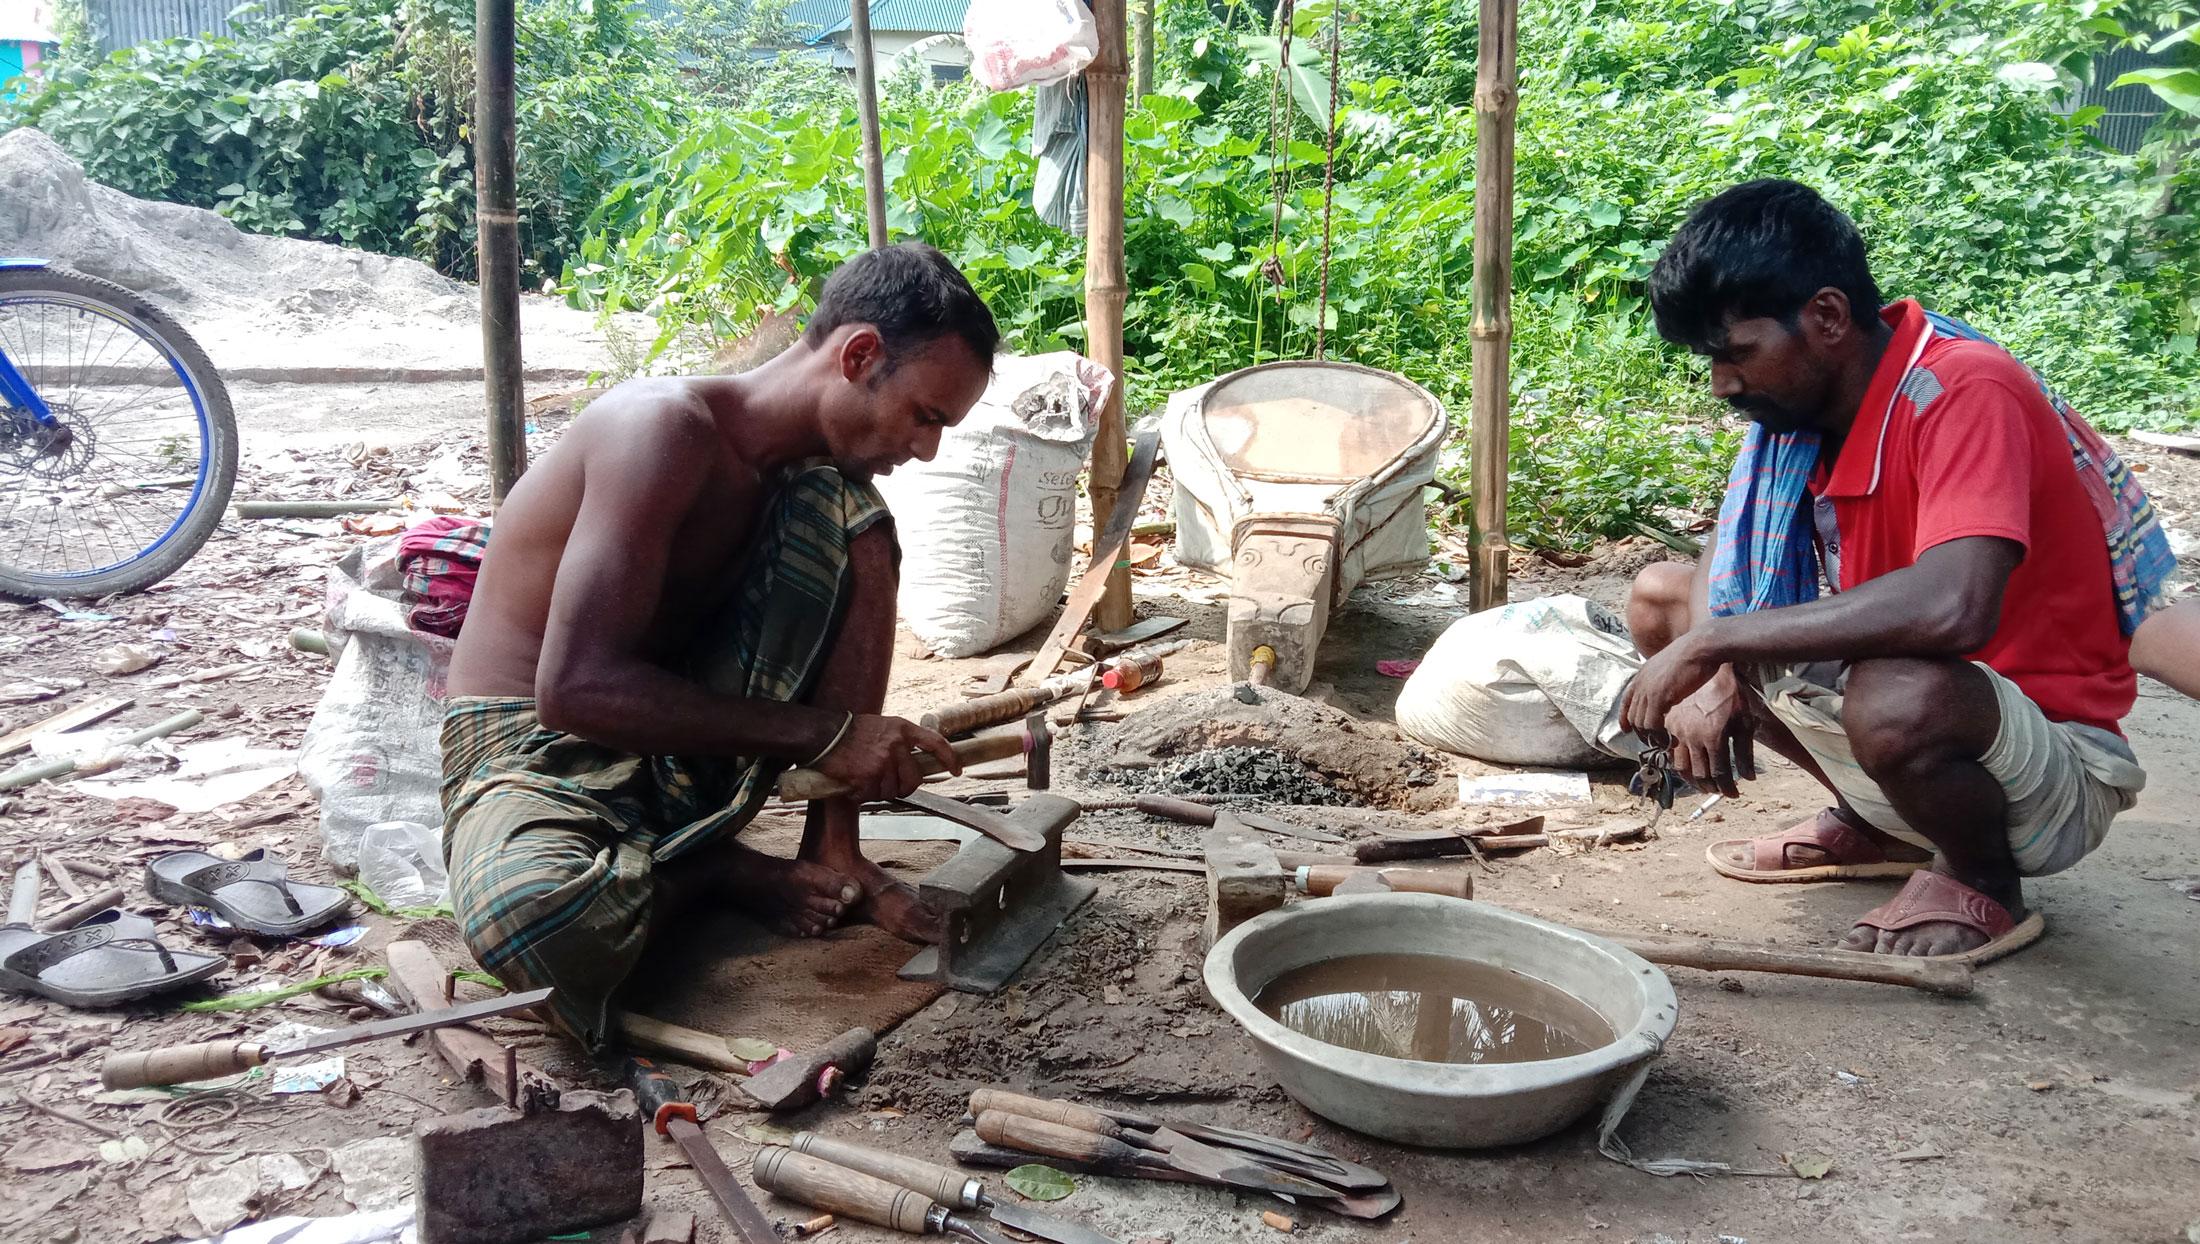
xmin=1648 ymin=179 xmax=1882 ymax=351
xmin=804 ymin=242 xmax=1000 ymax=367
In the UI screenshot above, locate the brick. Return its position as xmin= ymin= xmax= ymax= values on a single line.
xmin=415 ymin=1088 xmax=644 ymax=1244
xmin=641 ymin=1211 xmax=697 ymax=1244
xmin=1203 ymin=826 xmax=1286 ymax=950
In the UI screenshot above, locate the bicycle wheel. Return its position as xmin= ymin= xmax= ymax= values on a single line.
xmin=0 ymin=266 xmax=238 ymax=600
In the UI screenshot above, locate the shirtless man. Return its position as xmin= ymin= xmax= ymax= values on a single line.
xmin=440 ymin=243 xmax=997 ymax=1045
xmin=1620 ymin=181 xmax=2166 ymax=964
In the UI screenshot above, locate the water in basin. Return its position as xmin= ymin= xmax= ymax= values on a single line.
xmin=1253 ymin=952 xmax=1615 ymax=1065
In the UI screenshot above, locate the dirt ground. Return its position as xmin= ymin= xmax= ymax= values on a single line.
xmin=2 ymin=350 xmax=2198 ymax=1244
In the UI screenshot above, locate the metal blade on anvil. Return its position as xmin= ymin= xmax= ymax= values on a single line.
xmin=988 ymin=1201 xmax=1126 ymax=1244
xmin=896 ymin=789 xmax=1047 ymax=853
xmin=274 ymin=987 xmax=556 ymax=1058
xmin=1156 ymin=1122 xmax=1389 ymax=1191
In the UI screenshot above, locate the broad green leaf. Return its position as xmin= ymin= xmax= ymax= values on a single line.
xmin=2111 ymin=67 xmax=2200 ymax=115
xmin=1181 ymin=261 xmax=1216 ymax=292
xmin=1994 ymin=62 xmax=2061 ymax=91
xmin=726 ymin=1037 xmax=779 ymax=1062
xmin=1154 ymin=196 xmax=1196 ymax=229
xmin=1004 ymin=1164 xmax=1076 ymax=1201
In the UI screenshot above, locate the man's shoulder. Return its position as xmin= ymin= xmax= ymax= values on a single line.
xmin=1914 ymin=335 xmax=2048 ymax=404
xmin=575 ymin=378 xmax=722 ymax=452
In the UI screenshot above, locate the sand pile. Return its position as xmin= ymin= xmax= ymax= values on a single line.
xmin=0 ymin=127 xmax=471 ymax=329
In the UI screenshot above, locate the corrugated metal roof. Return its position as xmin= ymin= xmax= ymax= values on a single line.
xmin=784 ymin=0 xmax=969 ymax=40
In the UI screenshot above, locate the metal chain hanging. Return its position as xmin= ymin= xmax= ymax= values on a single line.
xmin=1265 ymin=0 xmax=1298 ymax=304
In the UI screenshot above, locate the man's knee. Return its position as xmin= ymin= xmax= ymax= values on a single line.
xmin=1627 ymin=561 xmax=1696 ymax=656
xmin=1842 ymin=658 xmax=1994 ymax=775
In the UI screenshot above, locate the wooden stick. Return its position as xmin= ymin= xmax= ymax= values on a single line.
xmin=0 ymin=696 xmax=134 ymax=759
xmin=36 ymin=886 xmax=124 ymax=933
xmin=1467 ymin=0 xmax=1518 ymax=610
xmin=40 ymin=855 xmax=83 ymax=901
xmin=617 ymin=1012 xmax=755 ymax=1077
xmin=0 ymin=710 xmax=203 ymax=791
xmin=1597 ymin=931 xmax=1973 ymax=997
xmin=385 ymin=940 xmax=553 ymax=1107
xmin=1084 ymin=0 xmax=1133 ymax=635
xmin=234 ymin=499 xmax=399 ymax=519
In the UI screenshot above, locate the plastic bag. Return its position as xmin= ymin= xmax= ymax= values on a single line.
xmin=1395 ymin=594 xmax=1643 ymax=768
xmin=357 ymin=820 xmax=448 ymax=910
xmin=965 ymin=0 xmax=1098 ymax=91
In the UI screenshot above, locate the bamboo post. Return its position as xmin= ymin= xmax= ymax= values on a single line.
xmin=1468 ymin=0 xmax=1518 ymax=611
xmin=850 ymin=0 xmax=888 ymax=249
xmin=475 ymin=0 xmax=525 ymax=504
xmin=1085 ymin=0 xmax=1133 ymax=633
xmin=1133 ymin=0 xmax=1154 ymax=102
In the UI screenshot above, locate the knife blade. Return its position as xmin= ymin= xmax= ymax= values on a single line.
xmin=987 ymin=1201 xmax=1124 ymax=1244
xmin=896 ymin=789 xmax=1046 ymax=852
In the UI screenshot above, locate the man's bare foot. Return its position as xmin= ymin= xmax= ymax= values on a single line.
xmin=716 ymin=844 xmax=862 ymax=938
xmin=1713 ymin=806 xmax=1935 ymax=873
xmin=809 ymin=839 xmax=943 ymax=944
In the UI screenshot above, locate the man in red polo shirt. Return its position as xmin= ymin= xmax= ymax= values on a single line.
xmin=1621 ymin=180 xmax=2152 ymax=963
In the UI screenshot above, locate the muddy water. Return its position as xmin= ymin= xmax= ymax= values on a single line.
xmin=1254 ymin=953 xmax=1614 ymax=1064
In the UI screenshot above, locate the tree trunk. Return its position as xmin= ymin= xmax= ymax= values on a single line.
xmin=1468 ymin=0 xmax=1517 ymax=611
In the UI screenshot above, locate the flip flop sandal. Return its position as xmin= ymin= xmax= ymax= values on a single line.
xmin=1847 ymin=869 xmax=2047 ymax=967
xmin=1708 ymin=809 xmax=1933 ymax=884
xmin=145 ymin=849 xmax=350 ymax=937
xmin=0 ymin=909 xmax=224 ymax=1007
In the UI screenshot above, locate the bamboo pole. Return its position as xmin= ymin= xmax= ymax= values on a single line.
xmin=476 ymin=0 xmax=525 ymax=505
xmin=1085 ymin=0 xmax=1134 ymax=633
xmin=1468 ymin=0 xmax=1518 ymax=611
xmin=849 ymin=0 xmax=888 ymax=249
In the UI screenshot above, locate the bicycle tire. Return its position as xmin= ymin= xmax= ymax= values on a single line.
xmin=0 ymin=266 xmax=239 ymax=601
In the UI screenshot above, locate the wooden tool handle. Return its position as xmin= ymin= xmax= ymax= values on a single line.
xmin=618 ymin=1012 xmax=754 ymax=1077
xmin=1297 ymin=865 xmax=1473 ymax=900
xmin=1608 ymin=932 xmax=1974 ymax=997
xmin=101 ymin=1041 xmax=267 ymax=1089
xmin=777 ymin=728 xmax=1030 ymax=802
xmin=791 ymin=1133 xmax=974 ymax=1208
xmin=753 ymin=1147 xmax=934 ymax=1234
xmin=1133 ymin=795 xmax=1219 ymax=827
xmin=922 ymin=687 xmax=1056 ymax=738
xmin=974 ymin=1111 xmax=1143 ymax=1171
xmin=968 ymin=1089 xmax=1120 ymax=1137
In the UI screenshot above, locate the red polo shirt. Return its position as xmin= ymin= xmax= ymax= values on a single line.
xmin=1810 ymin=299 xmax=2135 ymax=734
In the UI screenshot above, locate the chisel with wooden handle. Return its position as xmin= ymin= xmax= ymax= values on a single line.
xmin=754 ymin=1147 xmax=1001 ymax=1242
xmin=789 ymin=1133 xmax=1122 ymax=1244
xmin=100 ymin=987 xmax=555 ymax=1088
xmin=974 ymin=1110 xmax=1336 ymax=1200
xmin=776 ymin=724 xmax=1038 ymax=802
xmin=1294 ymin=864 xmax=1474 ymax=899
xmin=969 ymin=1089 xmax=1381 ymax=1192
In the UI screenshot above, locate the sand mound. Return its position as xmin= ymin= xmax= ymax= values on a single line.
xmin=0 ymin=127 xmax=471 ymax=328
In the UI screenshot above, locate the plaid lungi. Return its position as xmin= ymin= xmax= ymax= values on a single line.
xmin=439 ymin=464 xmax=891 ymax=1047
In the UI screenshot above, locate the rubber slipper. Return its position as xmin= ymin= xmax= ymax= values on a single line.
xmin=1846 ymin=870 xmax=2047 ymax=967
xmin=1708 ymin=809 xmax=1932 ymax=884
xmin=145 ymin=849 xmax=350 ymax=936
xmin=0 ymin=909 xmax=223 ymax=1007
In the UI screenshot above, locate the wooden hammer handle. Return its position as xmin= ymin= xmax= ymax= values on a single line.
xmin=1134 ymin=794 xmax=1220 ymax=827
xmin=789 ymin=1133 xmax=974 ymax=1208
xmin=1297 ymin=865 xmax=1474 ymax=899
xmin=101 ymin=1041 xmax=268 ymax=1089
xmin=968 ymin=1089 xmax=1121 ymax=1137
xmin=974 ymin=1111 xmax=1145 ymax=1171
xmin=776 ymin=727 xmax=1029 ymax=802
xmin=921 ymin=687 xmax=1059 ymax=737
xmin=1605 ymin=931 xmax=1974 ymax=997
xmin=754 ymin=1147 xmax=934 ymax=1234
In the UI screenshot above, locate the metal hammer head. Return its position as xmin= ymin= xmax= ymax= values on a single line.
xmin=740 ymin=1027 xmax=877 ymax=1113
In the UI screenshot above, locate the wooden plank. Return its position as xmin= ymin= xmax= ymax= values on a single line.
xmin=1468 ymin=0 xmax=1518 ymax=611
xmin=385 ymin=939 xmax=554 ymax=1108
xmin=1024 ymin=426 xmax=1161 ymax=683
xmin=0 ymin=696 xmax=134 ymax=759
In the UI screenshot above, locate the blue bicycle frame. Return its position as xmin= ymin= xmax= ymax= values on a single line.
xmin=0 ymin=258 xmax=55 ymax=423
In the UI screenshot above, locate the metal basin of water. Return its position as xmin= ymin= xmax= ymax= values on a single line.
xmin=1204 ymin=894 xmax=1679 ymax=1148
